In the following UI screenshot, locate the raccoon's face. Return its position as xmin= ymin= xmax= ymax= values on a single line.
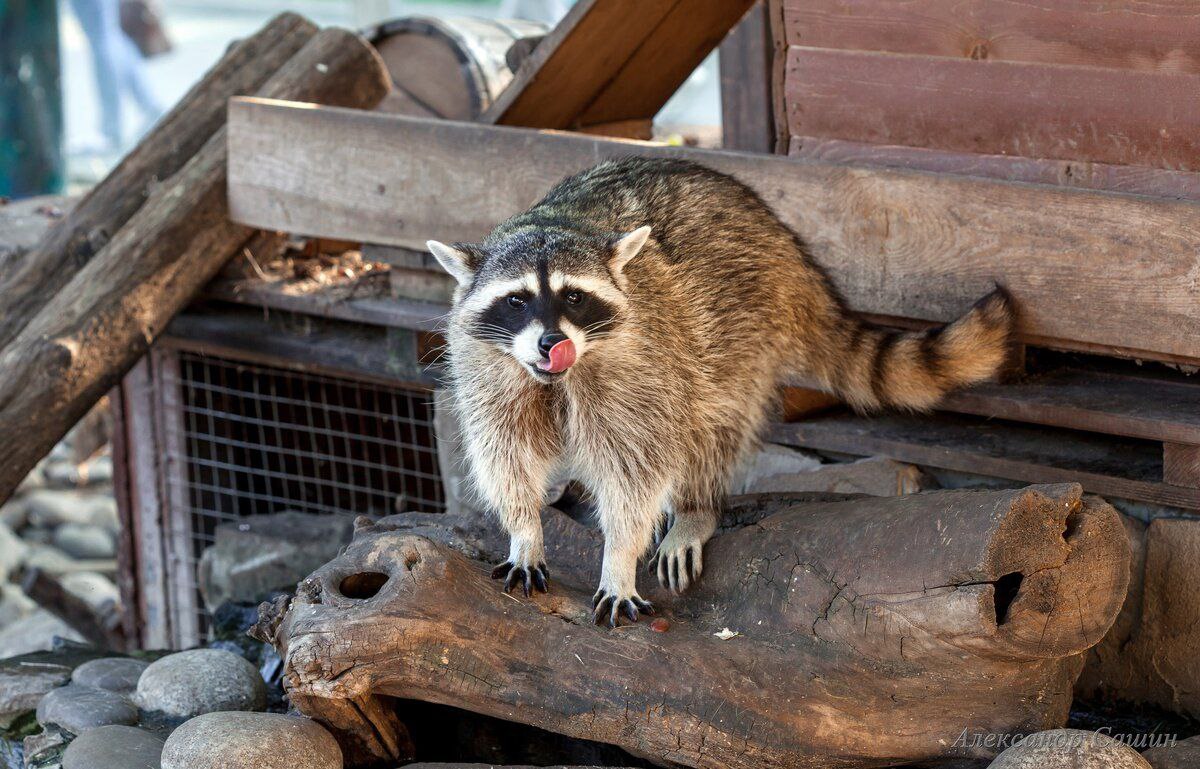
xmin=428 ymin=226 xmax=651 ymax=383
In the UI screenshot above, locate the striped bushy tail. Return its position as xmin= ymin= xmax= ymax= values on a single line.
xmin=817 ymin=289 xmax=1017 ymax=412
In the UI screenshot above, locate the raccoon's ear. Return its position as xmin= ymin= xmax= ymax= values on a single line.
xmin=610 ymin=226 xmax=652 ymax=276
xmin=427 ymin=240 xmax=476 ymax=285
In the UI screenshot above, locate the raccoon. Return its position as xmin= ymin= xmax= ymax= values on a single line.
xmin=428 ymin=157 xmax=1015 ymax=627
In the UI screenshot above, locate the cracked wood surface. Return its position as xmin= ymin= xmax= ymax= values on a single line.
xmin=256 ymin=485 xmax=1128 ymax=768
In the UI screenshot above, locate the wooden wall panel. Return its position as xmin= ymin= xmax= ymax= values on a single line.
xmin=783 ymin=47 xmax=1200 ymax=171
xmin=227 ymin=99 xmax=1200 ymax=366
xmin=788 ymin=136 xmax=1200 ymax=202
xmin=780 ymin=0 xmax=1200 ymax=72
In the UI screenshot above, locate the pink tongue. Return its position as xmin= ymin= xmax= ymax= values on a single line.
xmin=537 ymin=338 xmax=576 ymax=374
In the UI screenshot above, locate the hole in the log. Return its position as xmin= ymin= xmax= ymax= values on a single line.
xmin=1063 ymin=510 xmax=1081 ymax=541
xmin=339 ymin=571 xmax=390 ymax=599
xmin=404 ymin=551 xmax=420 ymax=571
xmin=993 ymin=571 xmax=1024 ymax=625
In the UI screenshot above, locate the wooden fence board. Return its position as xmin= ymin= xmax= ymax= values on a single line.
xmin=783 ymin=46 xmax=1200 ymax=171
xmin=789 ymin=136 xmax=1200 ymax=202
xmin=226 ymin=98 xmax=1200 ymax=365
xmin=780 ymin=0 xmax=1200 ymax=72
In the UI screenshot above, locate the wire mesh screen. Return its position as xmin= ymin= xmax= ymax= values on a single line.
xmin=163 ymin=351 xmax=444 ymax=639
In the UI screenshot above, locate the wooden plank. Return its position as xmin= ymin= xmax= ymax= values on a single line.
xmin=783 ymin=46 xmax=1200 ymax=171
xmin=1164 ymin=443 xmax=1200 ymax=488
xmin=118 ymin=360 xmax=172 ymax=649
xmin=779 ymin=0 xmax=1200 ymax=72
xmin=939 ymin=370 xmax=1200 ymax=447
xmin=151 ymin=348 xmax=202 ymax=649
xmin=482 ymin=0 xmax=753 ymax=128
xmin=106 ymin=383 xmax=141 ymax=647
xmin=203 ymin=280 xmax=447 ymax=331
xmin=768 ymin=413 xmax=1200 ymax=511
xmin=227 ymin=99 xmax=1200 ymax=365
xmin=786 ymin=365 xmax=1200 ymax=446
xmin=789 ymin=136 xmax=1200 ymax=202
xmin=164 ymin=309 xmax=438 ymax=389
xmin=719 ymin=1 xmax=775 ymax=153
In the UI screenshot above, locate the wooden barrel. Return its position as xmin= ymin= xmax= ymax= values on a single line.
xmin=366 ymin=16 xmax=549 ymax=121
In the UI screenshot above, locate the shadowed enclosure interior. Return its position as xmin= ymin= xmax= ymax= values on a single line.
xmin=164 ymin=351 xmax=444 ymax=633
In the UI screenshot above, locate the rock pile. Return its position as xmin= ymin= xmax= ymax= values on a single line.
xmin=0 ymin=408 xmax=120 ymax=659
xmin=1 ymin=645 xmax=340 ymax=769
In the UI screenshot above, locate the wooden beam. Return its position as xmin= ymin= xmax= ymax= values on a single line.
xmin=226 ymin=99 xmax=1200 ymax=366
xmin=768 ymin=413 xmax=1200 ymax=511
xmin=1164 ymin=443 xmax=1200 ymax=489
xmin=481 ymin=0 xmax=754 ymax=129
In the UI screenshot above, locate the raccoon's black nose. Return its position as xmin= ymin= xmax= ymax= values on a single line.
xmin=538 ymin=332 xmax=569 ymax=356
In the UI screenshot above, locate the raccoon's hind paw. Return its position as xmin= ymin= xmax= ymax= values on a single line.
xmin=491 ymin=560 xmax=549 ymax=597
xmin=592 ymin=589 xmax=653 ymax=629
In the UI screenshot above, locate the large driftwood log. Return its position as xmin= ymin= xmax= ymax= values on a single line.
xmin=0 ymin=28 xmax=391 ymax=503
xmin=0 ymin=12 xmax=318 ymax=350
xmin=255 ymin=484 xmax=1129 ymax=769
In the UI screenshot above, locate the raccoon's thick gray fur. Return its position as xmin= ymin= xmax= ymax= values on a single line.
xmin=429 ymin=157 xmax=1015 ymax=627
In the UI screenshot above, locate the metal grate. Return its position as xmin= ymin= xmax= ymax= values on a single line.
xmin=163 ymin=351 xmax=444 ymax=639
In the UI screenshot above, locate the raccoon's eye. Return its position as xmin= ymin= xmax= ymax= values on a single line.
xmin=507 ymin=295 xmax=526 ymax=310
xmin=564 ymin=291 xmax=583 ymax=305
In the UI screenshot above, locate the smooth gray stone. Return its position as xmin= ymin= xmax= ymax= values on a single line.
xmin=134 ymin=649 xmax=265 ymax=718
xmin=990 ymin=729 xmax=1152 ymax=769
xmin=1143 ymin=736 xmax=1200 ymax=769
xmin=36 ymin=684 xmax=137 ymax=735
xmin=71 ymin=658 xmax=149 ymax=694
xmin=52 ymin=524 xmax=115 ymax=560
xmin=197 ymin=512 xmax=354 ymax=613
xmin=161 ymin=712 xmax=340 ymax=769
xmin=62 ymin=725 xmax=164 ymax=769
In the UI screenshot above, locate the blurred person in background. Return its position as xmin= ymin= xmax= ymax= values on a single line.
xmin=68 ymin=0 xmax=168 ymax=153
xmin=1 ymin=0 xmax=65 ymax=197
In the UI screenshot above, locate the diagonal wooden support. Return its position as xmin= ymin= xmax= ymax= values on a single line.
xmin=482 ymin=0 xmax=755 ymax=130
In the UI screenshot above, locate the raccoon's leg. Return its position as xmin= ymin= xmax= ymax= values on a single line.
xmin=651 ymin=411 xmax=759 ymax=593
xmin=465 ymin=430 xmax=554 ymax=597
xmin=590 ymin=483 xmax=662 ymax=627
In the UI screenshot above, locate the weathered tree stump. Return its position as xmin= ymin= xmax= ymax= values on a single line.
xmin=254 ymin=484 xmax=1129 ymax=768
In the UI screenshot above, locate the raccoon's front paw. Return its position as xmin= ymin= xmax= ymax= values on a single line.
xmin=592 ymin=588 xmax=653 ymax=628
xmin=490 ymin=560 xmax=549 ymax=597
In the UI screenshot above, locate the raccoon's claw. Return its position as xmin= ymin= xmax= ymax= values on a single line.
xmin=591 ymin=590 xmax=653 ymax=628
xmin=491 ymin=561 xmax=550 ymax=597
xmin=650 ymin=544 xmax=702 ymax=594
